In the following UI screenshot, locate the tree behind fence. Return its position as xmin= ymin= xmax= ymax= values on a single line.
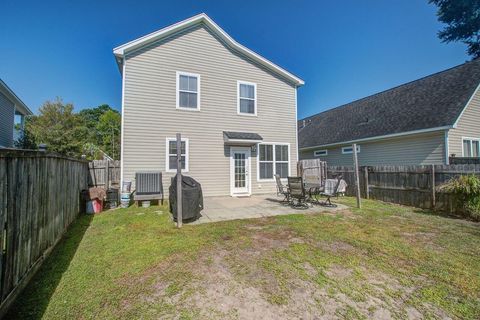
xmin=0 ymin=150 xmax=89 ymax=316
xmin=328 ymin=164 xmax=480 ymax=213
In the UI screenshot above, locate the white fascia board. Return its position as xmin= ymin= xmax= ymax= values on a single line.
xmin=112 ymin=13 xmax=304 ymax=86
xmin=0 ymin=79 xmax=32 ymax=115
xmin=299 ymin=126 xmax=453 ymax=151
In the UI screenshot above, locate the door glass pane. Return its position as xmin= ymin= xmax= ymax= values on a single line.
xmin=234 ymin=153 xmax=246 ymax=188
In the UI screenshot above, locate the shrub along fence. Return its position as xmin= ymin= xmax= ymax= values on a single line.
xmin=328 ymin=164 xmax=480 ymax=213
xmin=0 ymin=149 xmax=89 ymax=317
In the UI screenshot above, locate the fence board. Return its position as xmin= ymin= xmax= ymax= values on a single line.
xmin=327 ymin=164 xmax=480 ymax=213
xmin=88 ymin=160 xmax=120 ymax=188
xmin=0 ymin=149 xmax=88 ymax=316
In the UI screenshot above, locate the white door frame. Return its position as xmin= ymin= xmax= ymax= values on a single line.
xmin=230 ymin=146 xmax=251 ymax=196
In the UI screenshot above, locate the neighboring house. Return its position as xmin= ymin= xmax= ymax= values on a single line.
xmin=299 ymin=59 xmax=480 ymax=166
xmin=0 ymin=79 xmax=32 ymax=148
xmin=114 ymin=13 xmax=304 ymax=197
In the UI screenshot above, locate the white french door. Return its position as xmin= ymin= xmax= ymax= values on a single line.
xmin=230 ymin=147 xmax=251 ymax=196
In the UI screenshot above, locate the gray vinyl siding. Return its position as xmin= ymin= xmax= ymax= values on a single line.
xmin=0 ymin=92 xmax=14 ymax=148
xmin=448 ymin=87 xmax=480 ymax=157
xmin=122 ymin=24 xmax=297 ymax=197
xmin=299 ymin=131 xmax=446 ymax=166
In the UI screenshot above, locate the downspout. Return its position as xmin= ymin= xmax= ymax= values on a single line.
xmin=444 ymin=130 xmax=449 ymax=165
xmin=120 ymin=57 xmax=126 ymax=188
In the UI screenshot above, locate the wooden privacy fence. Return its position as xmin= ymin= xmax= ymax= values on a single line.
xmin=88 ymin=160 xmax=120 ymax=188
xmin=298 ymin=159 xmax=327 ymax=184
xmin=0 ymin=149 xmax=89 ymax=316
xmin=327 ymin=164 xmax=480 ymax=212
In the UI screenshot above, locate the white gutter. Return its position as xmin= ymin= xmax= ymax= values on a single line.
xmin=300 ymin=125 xmax=453 ymax=151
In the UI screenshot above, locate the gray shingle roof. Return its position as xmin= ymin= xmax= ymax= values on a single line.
xmin=223 ymin=131 xmax=263 ymax=140
xmin=299 ymin=59 xmax=480 ymax=149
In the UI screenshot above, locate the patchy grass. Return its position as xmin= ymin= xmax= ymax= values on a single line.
xmin=7 ymin=198 xmax=480 ymax=319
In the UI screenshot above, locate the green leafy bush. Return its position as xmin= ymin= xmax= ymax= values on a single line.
xmin=438 ymin=175 xmax=480 ymax=220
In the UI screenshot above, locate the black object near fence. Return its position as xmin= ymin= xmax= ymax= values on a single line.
xmin=169 ymin=175 xmax=203 ymax=222
xmin=327 ymin=164 xmax=480 ymax=212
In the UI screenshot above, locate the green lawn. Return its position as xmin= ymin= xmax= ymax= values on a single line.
xmin=8 ymin=198 xmax=480 ymax=319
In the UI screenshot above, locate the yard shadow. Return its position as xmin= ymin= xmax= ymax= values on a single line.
xmin=5 ymin=213 xmax=94 ymax=319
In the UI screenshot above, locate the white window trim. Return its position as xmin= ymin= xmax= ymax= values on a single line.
xmin=342 ymin=145 xmax=361 ymax=154
xmin=314 ymin=149 xmax=328 ymax=157
xmin=165 ymin=137 xmax=189 ymax=173
xmin=462 ymin=137 xmax=480 ymax=157
xmin=176 ymin=71 xmax=200 ymax=111
xmin=237 ymin=80 xmax=257 ymax=116
xmin=257 ymin=142 xmax=290 ymax=181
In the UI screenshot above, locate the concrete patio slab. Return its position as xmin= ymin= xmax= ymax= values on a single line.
xmin=188 ymin=194 xmax=348 ymax=225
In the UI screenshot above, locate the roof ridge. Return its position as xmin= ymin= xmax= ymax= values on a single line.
xmin=301 ymin=58 xmax=479 ymax=121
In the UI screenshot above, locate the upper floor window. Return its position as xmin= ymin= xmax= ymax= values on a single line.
xmin=237 ymin=81 xmax=257 ymax=115
xmin=463 ymin=138 xmax=480 ymax=157
xmin=177 ymin=72 xmax=200 ymax=110
xmin=342 ymin=145 xmax=360 ymax=154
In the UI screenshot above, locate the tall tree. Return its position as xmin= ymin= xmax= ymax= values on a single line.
xmin=96 ymin=110 xmax=121 ymax=159
xmin=26 ymin=98 xmax=88 ymax=157
xmin=430 ymin=0 xmax=480 ymax=58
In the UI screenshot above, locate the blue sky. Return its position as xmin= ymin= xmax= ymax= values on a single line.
xmin=0 ymin=0 xmax=469 ymax=119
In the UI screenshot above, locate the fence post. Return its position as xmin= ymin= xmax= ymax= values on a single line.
xmin=352 ymin=144 xmax=361 ymax=208
xmin=176 ymin=133 xmax=183 ymax=228
xmin=105 ymin=161 xmax=110 ymax=189
xmin=431 ymin=164 xmax=436 ymax=209
xmin=364 ymin=166 xmax=369 ymax=199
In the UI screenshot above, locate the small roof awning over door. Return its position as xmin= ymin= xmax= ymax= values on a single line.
xmin=223 ymin=131 xmax=263 ymax=145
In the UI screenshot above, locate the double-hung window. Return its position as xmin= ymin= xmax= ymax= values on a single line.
xmin=166 ymin=138 xmax=189 ymax=172
xmin=258 ymin=143 xmax=290 ymax=180
xmin=463 ymin=138 xmax=480 ymax=157
xmin=177 ymin=72 xmax=200 ymax=110
xmin=237 ymin=81 xmax=256 ymax=115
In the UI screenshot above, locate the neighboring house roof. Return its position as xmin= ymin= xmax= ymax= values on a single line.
xmin=0 ymin=79 xmax=32 ymax=116
xmin=113 ymin=13 xmax=304 ymax=86
xmin=299 ymin=58 xmax=480 ymax=150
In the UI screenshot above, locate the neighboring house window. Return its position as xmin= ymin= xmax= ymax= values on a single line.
xmin=237 ymin=81 xmax=256 ymax=115
xmin=342 ymin=145 xmax=360 ymax=154
xmin=258 ymin=143 xmax=289 ymax=180
xmin=166 ymin=138 xmax=189 ymax=172
xmin=314 ymin=149 xmax=328 ymax=157
xmin=462 ymin=138 xmax=480 ymax=157
xmin=177 ymin=72 xmax=200 ymax=110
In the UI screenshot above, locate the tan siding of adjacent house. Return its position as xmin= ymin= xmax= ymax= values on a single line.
xmin=448 ymin=86 xmax=480 ymax=157
xmin=122 ymin=24 xmax=297 ymax=196
xmin=299 ymin=131 xmax=446 ymax=166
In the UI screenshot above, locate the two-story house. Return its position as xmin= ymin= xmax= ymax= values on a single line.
xmin=114 ymin=14 xmax=304 ymax=197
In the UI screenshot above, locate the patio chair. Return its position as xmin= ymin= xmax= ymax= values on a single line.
xmin=287 ymin=176 xmax=308 ymax=208
xmin=274 ymin=174 xmax=290 ymax=204
xmin=319 ymin=175 xmax=343 ymax=207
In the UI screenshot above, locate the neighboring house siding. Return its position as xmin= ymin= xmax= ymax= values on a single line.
xmin=299 ymin=131 xmax=446 ymax=166
xmin=122 ymin=24 xmax=297 ymax=196
xmin=0 ymin=91 xmax=14 ymax=148
xmin=448 ymin=87 xmax=480 ymax=157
